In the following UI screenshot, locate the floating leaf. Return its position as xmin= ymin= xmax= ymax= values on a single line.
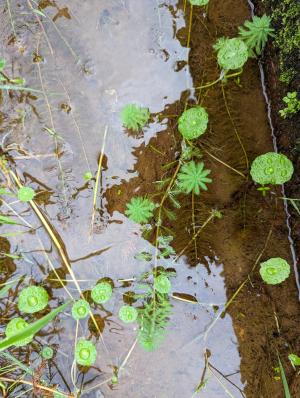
xmin=71 ymin=299 xmax=90 ymax=320
xmin=178 ymin=107 xmax=208 ymax=140
xmin=41 ymin=346 xmax=54 ymax=360
xmin=91 ymin=282 xmax=112 ymax=304
xmin=214 ymin=37 xmax=248 ymax=70
xmin=119 ymin=305 xmax=138 ymax=323
xmin=5 ymin=318 xmax=33 ymax=347
xmin=18 ymin=286 xmax=49 ymax=314
xmin=189 ymin=0 xmax=209 ymax=5
xmin=17 ymin=187 xmax=35 ymax=202
xmin=259 ymin=258 xmax=290 ymax=285
xmin=250 ymin=152 xmax=294 ymax=185
xmin=75 ymin=339 xmax=97 ymax=366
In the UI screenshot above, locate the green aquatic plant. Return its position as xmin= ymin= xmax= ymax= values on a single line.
xmin=5 ymin=318 xmax=33 ymax=347
xmin=121 ymin=104 xmax=150 ymax=131
xmin=83 ymin=171 xmax=93 ymax=181
xmin=71 ymin=299 xmax=90 ymax=320
xmin=238 ymin=15 xmax=275 ymax=57
xmin=0 ymin=58 xmax=5 ymax=71
xmin=41 ymin=346 xmax=54 ymax=360
xmin=154 ymin=275 xmax=171 ymax=294
xmin=125 ymin=197 xmax=156 ymax=224
xmin=178 ymin=107 xmax=208 ymax=140
xmin=250 ymin=152 xmax=294 ymax=185
xmin=18 ymin=286 xmax=49 ymax=314
xmin=119 ymin=305 xmax=138 ymax=323
xmin=214 ymin=37 xmax=248 ymax=70
xmin=75 ymin=339 xmax=97 ymax=366
xmin=138 ymin=293 xmax=172 ymax=351
xmin=189 ymin=0 xmax=209 ymax=6
xmin=259 ymin=257 xmax=290 ymax=285
xmin=91 ymin=282 xmax=112 ymax=304
xmin=288 ymin=353 xmax=300 ymax=366
xmin=17 ymin=186 xmax=35 ymax=202
xmin=177 ymin=161 xmax=212 ymax=195
xmin=279 ymin=92 xmax=300 ymax=119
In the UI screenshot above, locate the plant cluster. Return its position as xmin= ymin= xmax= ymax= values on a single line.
xmin=279 ymin=91 xmax=300 ymax=119
xmin=121 ymin=104 xmax=150 ymax=131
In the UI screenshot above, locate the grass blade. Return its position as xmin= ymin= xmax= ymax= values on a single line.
xmin=278 ymin=356 xmax=291 ymax=398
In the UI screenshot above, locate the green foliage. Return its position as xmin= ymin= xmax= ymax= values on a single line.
xmin=278 ymin=356 xmax=291 ymax=398
xmin=75 ymin=339 xmax=97 ymax=366
xmin=250 ymin=152 xmax=294 ymax=185
xmin=121 ymin=104 xmax=150 ymax=131
xmin=71 ymin=299 xmax=90 ymax=320
xmin=0 ymin=59 xmax=6 ymax=71
xmin=154 ymin=275 xmax=171 ymax=294
xmin=177 ymin=161 xmax=212 ymax=195
xmin=0 ymin=302 xmax=69 ymax=351
xmin=279 ymin=92 xmax=300 ymax=118
xmin=5 ymin=318 xmax=33 ymax=347
xmin=83 ymin=171 xmax=93 ymax=181
xmin=119 ymin=305 xmax=138 ymax=323
xmin=125 ymin=197 xmax=156 ymax=224
xmin=238 ymin=15 xmax=275 ymax=57
xmin=91 ymin=282 xmax=112 ymax=304
xmin=18 ymin=286 xmax=49 ymax=314
xmin=41 ymin=346 xmax=54 ymax=360
xmin=189 ymin=0 xmax=209 ymax=6
xmin=288 ymin=353 xmax=300 ymax=366
xmin=138 ymin=293 xmax=172 ymax=351
xmin=259 ymin=257 xmax=290 ymax=285
xmin=17 ymin=186 xmax=35 ymax=202
xmin=178 ymin=107 xmax=208 ymax=140
xmin=157 ymin=235 xmax=176 ymax=258
xmin=214 ymin=37 xmax=248 ymax=70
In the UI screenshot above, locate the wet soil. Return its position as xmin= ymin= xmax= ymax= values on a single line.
xmin=0 ymin=0 xmax=300 ymax=397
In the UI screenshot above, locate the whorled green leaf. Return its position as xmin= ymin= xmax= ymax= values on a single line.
xmin=18 ymin=286 xmax=49 ymax=314
xmin=41 ymin=346 xmax=54 ymax=360
xmin=154 ymin=275 xmax=171 ymax=294
xmin=0 ymin=302 xmax=69 ymax=351
xmin=259 ymin=258 xmax=290 ymax=285
xmin=177 ymin=161 xmax=212 ymax=195
xmin=214 ymin=37 xmax=248 ymax=70
xmin=178 ymin=107 xmax=208 ymax=140
xmin=17 ymin=187 xmax=35 ymax=202
xmin=121 ymin=104 xmax=150 ymax=131
xmin=125 ymin=197 xmax=156 ymax=224
xmin=75 ymin=339 xmax=97 ymax=366
xmin=71 ymin=299 xmax=90 ymax=320
xmin=250 ymin=152 xmax=294 ymax=185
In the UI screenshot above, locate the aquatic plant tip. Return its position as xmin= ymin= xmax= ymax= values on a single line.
xmin=91 ymin=282 xmax=112 ymax=304
xmin=41 ymin=346 xmax=54 ymax=360
xmin=178 ymin=107 xmax=208 ymax=140
xmin=121 ymin=104 xmax=150 ymax=131
xmin=72 ymin=299 xmax=90 ymax=320
xmin=84 ymin=171 xmax=93 ymax=181
xmin=75 ymin=339 xmax=97 ymax=366
xmin=17 ymin=186 xmax=35 ymax=202
xmin=259 ymin=257 xmax=290 ymax=285
xmin=125 ymin=197 xmax=156 ymax=224
xmin=250 ymin=152 xmax=294 ymax=185
xmin=18 ymin=286 xmax=49 ymax=314
xmin=214 ymin=37 xmax=248 ymax=70
xmin=119 ymin=305 xmax=138 ymax=323
xmin=177 ymin=161 xmax=212 ymax=195
xmin=5 ymin=318 xmax=33 ymax=347
xmin=154 ymin=275 xmax=171 ymax=294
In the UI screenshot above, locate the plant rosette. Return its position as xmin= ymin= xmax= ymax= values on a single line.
xmin=178 ymin=107 xmax=208 ymax=140
xmin=125 ymin=197 xmax=156 ymax=224
xmin=5 ymin=318 xmax=33 ymax=346
xmin=41 ymin=346 xmax=54 ymax=360
xmin=119 ymin=305 xmax=138 ymax=323
xmin=72 ymin=299 xmax=90 ymax=320
xmin=75 ymin=339 xmax=97 ymax=366
xmin=214 ymin=37 xmax=248 ymax=70
xmin=18 ymin=286 xmax=49 ymax=314
xmin=259 ymin=257 xmax=290 ymax=285
xmin=154 ymin=275 xmax=171 ymax=294
xmin=17 ymin=186 xmax=35 ymax=202
xmin=91 ymin=282 xmax=112 ymax=304
xmin=177 ymin=161 xmax=212 ymax=195
xmin=121 ymin=104 xmax=150 ymax=131
xmin=250 ymin=152 xmax=294 ymax=185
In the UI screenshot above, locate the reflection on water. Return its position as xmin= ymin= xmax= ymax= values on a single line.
xmin=0 ymin=0 xmax=244 ymax=396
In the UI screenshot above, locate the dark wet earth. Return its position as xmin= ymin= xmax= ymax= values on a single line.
xmin=1 ymin=0 xmax=300 ymax=397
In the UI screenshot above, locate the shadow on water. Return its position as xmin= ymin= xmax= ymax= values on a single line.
xmin=0 ymin=0 xmax=300 ymax=397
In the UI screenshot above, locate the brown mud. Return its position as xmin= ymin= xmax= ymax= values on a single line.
xmin=0 ymin=0 xmax=300 ymax=397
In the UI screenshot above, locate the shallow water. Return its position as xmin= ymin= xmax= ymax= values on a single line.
xmin=0 ymin=1 xmax=299 ymax=397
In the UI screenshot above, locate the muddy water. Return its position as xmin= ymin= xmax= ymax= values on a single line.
xmin=0 ymin=0 xmax=300 ymax=397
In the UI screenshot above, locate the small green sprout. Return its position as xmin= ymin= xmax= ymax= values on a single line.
xmin=0 ymin=59 xmax=6 ymax=71
xmin=71 ymin=299 xmax=90 ymax=320
xmin=238 ymin=15 xmax=275 ymax=57
xmin=41 ymin=346 xmax=54 ymax=360
xmin=279 ymin=92 xmax=300 ymax=119
xmin=5 ymin=318 xmax=33 ymax=346
xmin=154 ymin=275 xmax=171 ymax=294
xmin=214 ymin=37 xmax=248 ymax=70
xmin=177 ymin=161 xmax=212 ymax=195
xmin=250 ymin=152 xmax=294 ymax=185
xmin=125 ymin=197 xmax=156 ymax=224
xmin=91 ymin=282 xmax=112 ymax=304
xmin=259 ymin=258 xmax=290 ymax=285
xmin=189 ymin=0 xmax=209 ymax=5
xmin=178 ymin=107 xmax=208 ymax=140
xmin=83 ymin=171 xmax=93 ymax=181
xmin=75 ymin=339 xmax=97 ymax=366
xmin=119 ymin=305 xmax=138 ymax=323
xmin=18 ymin=286 xmax=49 ymax=314
xmin=288 ymin=354 xmax=300 ymax=367
xmin=17 ymin=187 xmax=35 ymax=202
xmin=121 ymin=104 xmax=150 ymax=131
